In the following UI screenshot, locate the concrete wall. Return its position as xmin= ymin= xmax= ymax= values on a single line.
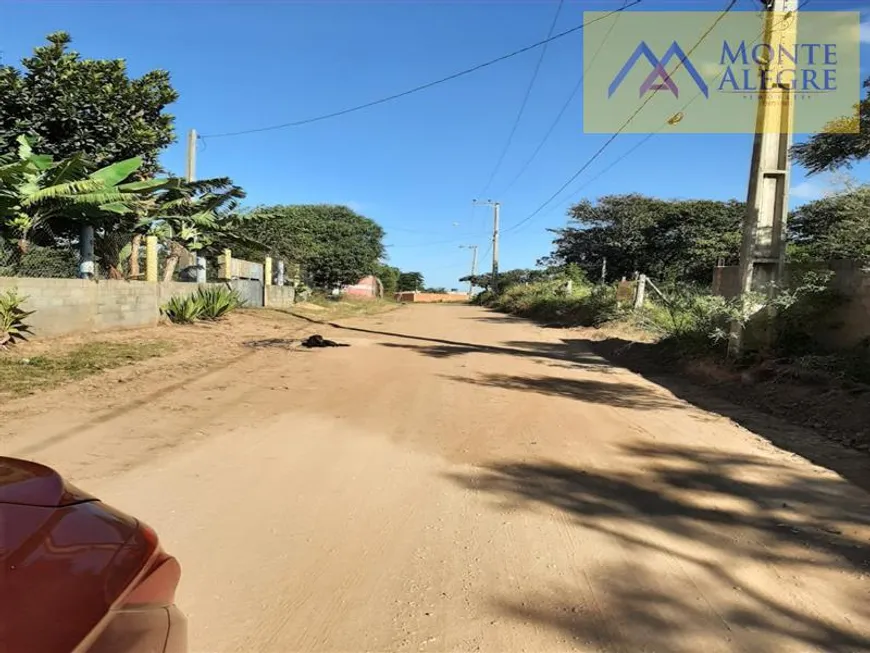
xmin=395 ymin=291 xmax=469 ymax=303
xmin=342 ymin=275 xmax=382 ymax=299
xmin=0 ymin=277 xmax=225 ymax=338
xmin=712 ymin=260 xmax=870 ymax=348
xmin=265 ymin=285 xmax=296 ymax=310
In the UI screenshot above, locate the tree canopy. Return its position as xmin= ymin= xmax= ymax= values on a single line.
xmin=374 ymin=263 xmax=401 ymax=295
xmin=788 ymin=185 xmax=870 ymax=264
xmin=397 ymin=271 xmax=424 ymax=292
xmin=231 ymin=204 xmax=385 ymax=287
xmin=545 ymin=194 xmax=744 ymax=283
xmin=0 ymin=32 xmax=178 ymax=176
xmin=791 ymin=77 xmax=870 ymax=175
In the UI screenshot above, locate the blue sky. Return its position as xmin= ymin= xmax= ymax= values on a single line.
xmin=1 ymin=0 xmax=868 ymax=289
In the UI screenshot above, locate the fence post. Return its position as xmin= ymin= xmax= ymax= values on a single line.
xmin=264 ymin=257 xmax=273 ymax=286
xmin=196 ymin=256 xmax=207 ymax=284
xmin=633 ymin=274 xmax=647 ymax=310
xmin=276 ymin=260 xmax=285 ymax=286
xmin=218 ymin=249 xmax=232 ymax=280
xmin=79 ymin=225 xmax=95 ymax=280
xmin=145 ymin=236 xmax=158 ymax=283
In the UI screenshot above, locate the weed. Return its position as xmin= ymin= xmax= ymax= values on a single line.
xmin=0 ymin=341 xmax=173 ymax=396
xmin=0 ymin=289 xmax=35 ymax=349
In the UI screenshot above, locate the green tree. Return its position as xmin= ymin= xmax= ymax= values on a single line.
xmin=791 ymin=77 xmax=870 ymax=175
xmin=546 ymin=194 xmax=743 ymax=283
xmin=374 ymin=263 xmax=401 ymax=295
xmin=459 ymin=268 xmax=549 ymax=293
xmin=788 ymin=186 xmax=870 ymax=263
xmin=398 ymin=271 xmax=424 ymax=292
xmin=0 ymin=32 xmax=177 ymax=175
xmin=230 ymin=204 xmax=385 ymax=288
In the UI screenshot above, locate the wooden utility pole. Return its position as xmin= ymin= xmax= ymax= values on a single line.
xmin=186 ymin=129 xmax=197 ymax=183
xmin=473 ymin=199 xmax=500 ymax=293
xmin=729 ymin=0 xmax=798 ymax=356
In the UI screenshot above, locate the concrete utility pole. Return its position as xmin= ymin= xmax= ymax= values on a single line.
xmin=729 ymin=0 xmax=798 ymax=357
xmin=186 ymin=129 xmax=197 ymax=183
xmin=460 ymin=245 xmax=478 ymax=296
xmin=473 ymin=199 xmax=500 ymax=293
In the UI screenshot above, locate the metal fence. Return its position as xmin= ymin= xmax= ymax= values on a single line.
xmin=0 ymin=229 xmax=82 ymax=279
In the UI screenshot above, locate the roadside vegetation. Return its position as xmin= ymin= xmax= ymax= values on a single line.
xmin=0 ymin=341 xmax=173 ymax=396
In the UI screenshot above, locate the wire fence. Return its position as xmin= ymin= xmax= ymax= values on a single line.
xmin=0 ymin=226 xmax=82 ymax=279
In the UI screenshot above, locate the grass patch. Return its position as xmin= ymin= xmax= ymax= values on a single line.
xmin=0 ymin=340 xmax=174 ymax=396
xmin=290 ymin=296 xmax=399 ymax=320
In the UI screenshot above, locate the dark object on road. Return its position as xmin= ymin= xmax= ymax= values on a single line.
xmin=302 ymin=334 xmax=349 ymax=348
xmin=0 ymin=456 xmax=186 ymax=653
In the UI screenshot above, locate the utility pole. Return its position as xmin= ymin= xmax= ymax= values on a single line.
xmin=473 ymin=199 xmax=500 ymax=293
xmin=729 ymin=0 xmax=798 ymax=357
xmin=186 ymin=129 xmax=197 ymax=183
xmin=460 ymin=245 xmax=478 ymax=296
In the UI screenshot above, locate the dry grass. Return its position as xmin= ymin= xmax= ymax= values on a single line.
xmin=0 ymin=341 xmax=175 ymax=397
xmin=281 ymin=297 xmax=400 ymax=321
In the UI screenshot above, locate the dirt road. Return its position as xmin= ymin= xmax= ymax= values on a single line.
xmin=3 ymin=304 xmax=869 ymax=652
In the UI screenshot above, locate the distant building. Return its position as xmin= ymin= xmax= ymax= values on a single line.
xmin=341 ymin=275 xmax=383 ymax=299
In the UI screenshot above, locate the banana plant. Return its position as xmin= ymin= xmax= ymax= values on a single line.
xmin=131 ymin=177 xmax=248 ymax=281
xmin=0 ymin=135 xmax=165 ymax=254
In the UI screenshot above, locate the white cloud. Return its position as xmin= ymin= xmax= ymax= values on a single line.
xmin=860 ymin=22 xmax=870 ymax=44
xmin=791 ymin=173 xmax=847 ymax=203
xmin=791 ymin=181 xmax=826 ymax=201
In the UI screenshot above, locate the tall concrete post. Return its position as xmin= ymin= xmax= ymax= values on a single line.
xmin=195 ymin=256 xmax=207 ymax=283
xmin=78 ymin=225 xmax=95 ymax=279
xmin=729 ymin=0 xmax=799 ymax=356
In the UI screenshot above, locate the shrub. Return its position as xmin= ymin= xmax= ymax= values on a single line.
xmin=195 ymin=286 xmax=244 ymax=321
xmin=0 ymin=290 xmax=34 ymax=349
xmin=161 ymin=294 xmax=204 ymax=324
xmin=768 ymin=271 xmax=845 ymax=357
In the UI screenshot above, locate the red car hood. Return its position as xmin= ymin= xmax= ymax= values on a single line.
xmin=0 ymin=456 xmax=96 ymax=506
xmin=0 ymin=457 xmax=156 ymax=653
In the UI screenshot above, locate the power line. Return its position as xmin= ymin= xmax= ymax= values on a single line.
xmin=499 ymin=0 xmax=628 ymax=197
xmin=200 ymin=2 xmax=642 ymax=139
xmin=503 ymin=0 xmax=738 ymax=234
xmin=477 ymin=0 xmax=565 ymax=197
xmin=506 ymin=0 xmax=813 ymax=235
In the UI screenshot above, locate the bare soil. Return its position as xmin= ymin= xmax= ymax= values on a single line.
xmin=581 ymin=330 xmax=870 ymax=455
xmin=2 ymin=304 xmax=868 ymax=652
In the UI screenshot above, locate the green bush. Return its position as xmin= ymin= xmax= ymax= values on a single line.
xmin=477 ymin=277 xmax=630 ymax=328
xmin=0 ymin=289 xmax=34 ymax=348
xmin=161 ymin=294 xmax=204 ymax=324
xmin=195 ymin=286 xmax=244 ymax=321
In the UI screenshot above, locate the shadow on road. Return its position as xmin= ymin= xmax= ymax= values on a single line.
xmin=290 ymin=309 xmax=870 ymax=493
xmin=582 ymin=337 xmax=870 ymax=495
xmin=286 ymin=311 xmax=610 ymax=369
xmin=441 ymin=373 xmax=681 ymax=411
xmin=449 ymin=444 xmax=870 ymax=652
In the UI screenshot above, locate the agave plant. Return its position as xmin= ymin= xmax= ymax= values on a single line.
xmin=0 ymin=289 xmax=35 ymax=349
xmin=160 ymin=294 xmax=204 ymax=324
xmin=194 ymin=286 xmax=244 ymax=321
